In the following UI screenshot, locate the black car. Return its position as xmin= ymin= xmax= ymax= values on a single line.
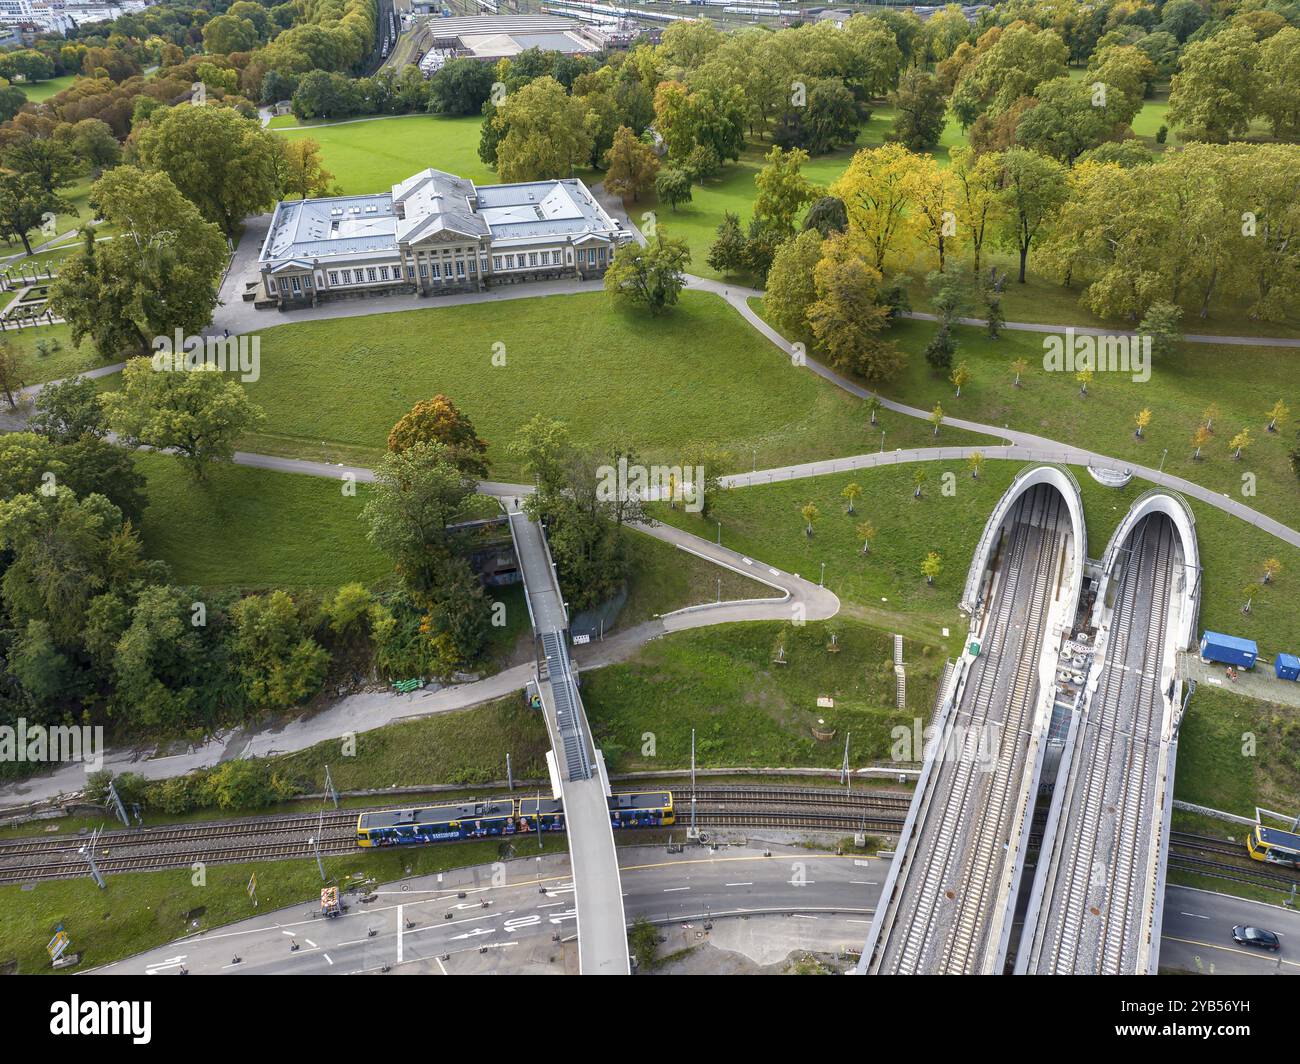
xmin=1232 ymin=925 xmax=1281 ymax=951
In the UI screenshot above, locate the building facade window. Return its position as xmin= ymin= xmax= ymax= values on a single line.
xmin=492 ymin=256 xmax=501 ymax=271
xmin=456 ymin=260 xmax=465 ymax=276
xmin=341 ymin=270 xmax=352 ymax=284
xmin=328 ymin=271 xmax=339 ymax=285
xmin=528 ymin=252 xmax=537 ymax=267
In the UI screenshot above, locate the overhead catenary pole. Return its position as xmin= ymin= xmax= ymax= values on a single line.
xmin=323 ymin=765 xmax=339 ymax=809
xmin=689 ymin=728 xmax=697 ymax=839
xmin=80 ymin=828 xmax=105 ymax=890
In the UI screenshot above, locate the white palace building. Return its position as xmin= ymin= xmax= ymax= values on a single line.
xmin=256 ymin=168 xmax=632 ymax=307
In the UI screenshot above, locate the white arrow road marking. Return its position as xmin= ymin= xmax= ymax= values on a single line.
xmin=450 ymin=927 xmax=498 ymax=941
xmin=548 ymin=908 xmax=578 ymax=925
xmin=145 ymin=956 xmax=187 ymax=974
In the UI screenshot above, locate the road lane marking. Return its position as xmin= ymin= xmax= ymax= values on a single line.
xmin=663 ymin=886 xmax=690 ymax=892
xmin=1180 ymin=912 xmax=1209 ymax=919
xmin=397 ymin=904 xmax=403 ymax=964
xmin=323 ymin=953 xmax=333 ymax=966
xmin=1164 ymin=935 xmax=1300 ymax=968
xmin=725 ymin=882 xmax=753 ymax=887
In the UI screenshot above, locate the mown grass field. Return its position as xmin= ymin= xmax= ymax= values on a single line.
xmin=880 ymin=318 xmax=1300 ymax=531
xmin=581 ymin=617 xmax=945 ymax=774
xmin=1173 ymin=685 xmax=1300 ymax=819
xmin=652 ymin=459 xmax=1300 ymax=657
xmin=134 ymin=451 xmax=390 ymax=589
xmin=15 ymin=74 xmax=77 ymax=102
xmin=236 ymin=290 xmax=991 ymax=474
xmin=272 ymin=113 xmax=501 ymax=191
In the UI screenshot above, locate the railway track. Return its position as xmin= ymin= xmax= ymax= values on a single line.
xmin=1041 ymin=513 xmax=1175 ymax=974
xmin=886 ymin=486 xmax=1065 ymax=974
xmin=0 ymin=787 xmax=913 ymax=885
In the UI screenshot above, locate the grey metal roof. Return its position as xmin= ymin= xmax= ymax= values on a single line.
xmin=260 ymin=170 xmax=624 ymax=268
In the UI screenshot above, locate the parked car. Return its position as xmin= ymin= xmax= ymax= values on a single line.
xmin=1232 ymin=925 xmax=1281 ymax=951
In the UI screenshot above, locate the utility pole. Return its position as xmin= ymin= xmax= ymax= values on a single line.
xmin=310 ymin=808 xmax=326 ymax=881
xmin=840 ymin=731 xmax=851 ymax=794
xmin=689 ymin=728 xmax=698 ymax=839
xmin=79 ymin=828 xmax=105 ymax=890
xmin=106 ymin=780 xmax=129 ymax=827
xmin=506 ymin=753 xmax=513 ymax=791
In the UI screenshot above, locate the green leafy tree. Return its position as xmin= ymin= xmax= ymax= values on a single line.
xmin=891 ymin=68 xmax=949 ymax=151
xmin=654 ymin=167 xmax=693 ymax=212
xmin=603 ymin=125 xmax=659 ymax=203
xmin=136 ymin=105 xmax=282 ymax=235
xmin=50 ymin=167 xmax=226 ymax=356
xmin=604 ymin=232 xmax=691 ymax=315
xmin=102 ymin=358 xmax=265 ymax=481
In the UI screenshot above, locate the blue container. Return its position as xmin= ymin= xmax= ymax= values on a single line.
xmin=1200 ymin=631 xmax=1258 ymax=669
xmin=1276 ymin=653 xmax=1300 ymax=682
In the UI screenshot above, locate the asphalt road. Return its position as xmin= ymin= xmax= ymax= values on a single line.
xmin=1159 ymin=884 xmax=1300 ymax=975
xmin=85 ymin=849 xmax=1300 ymax=976
xmin=89 ymin=843 xmax=882 ymax=976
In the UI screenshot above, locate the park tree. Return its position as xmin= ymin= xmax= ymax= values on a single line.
xmin=103 ymin=359 xmax=265 ymax=481
xmin=273 ymin=137 xmax=336 ymax=200
xmin=29 ymin=374 xmax=106 ymax=442
xmin=857 ymin=519 xmax=876 ymax=554
xmin=387 ymin=395 xmax=490 ymax=478
xmin=0 ymin=171 xmax=71 ymax=256
xmin=968 ymin=451 xmax=985 ymax=478
xmin=1134 ymin=407 xmax=1152 ymax=439
xmin=0 ymin=486 xmax=161 ymax=647
xmin=363 ymin=441 xmax=477 ymax=580
xmin=912 ymin=467 xmax=928 ymax=498
xmin=427 ymin=56 xmax=497 ymax=115
xmin=0 ymin=337 xmax=29 ymax=408
xmin=806 ymin=232 xmax=904 ymax=381
xmin=950 ymin=22 xmax=1069 ymax=127
xmin=1014 ymin=76 xmax=1138 ymax=165
xmin=801 ymin=502 xmax=819 ymax=537
xmin=50 ymin=167 xmax=226 ymax=356
xmin=1191 ymin=424 xmax=1211 ymax=460
xmin=1257 ymin=27 xmax=1300 ymax=139
xmin=996 ymin=147 xmax=1067 ymax=283
xmin=1011 ymin=357 xmax=1028 ymax=388
xmin=2 ymin=135 xmax=76 ymax=195
xmin=830 ymin=142 xmax=925 ymax=275
xmin=753 ymin=146 xmax=818 ymax=236
xmin=922 ymin=551 xmax=943 ymax=585
xmin=763 ymin=228 xmax=823 ymax=337
xmin=603 ymin=125 xmax=659 ymax=203
xmin=803 ymin=195 xmax=848 ymax=237
xmin=1138 ymin=300 xmax=1183 ymax=360
xmin=136 ymin=105 xmax=281 ymax=236
xmin=230 ymin=590 xmax=330 ymax=711
xmin=842 ymin=482 xmax=862 ymax=514
xmin=654 ymin=167 xmax=692 ymax=211
xmin=951 ymin=361 xmax=971 ymax=397
xmin=604 ymin=231 xmax=690 ymax=315
xmin=929 ymin=402 xmax=945 ymax=436
xmin=1230 ymin=428 xmax=1252 ymax=460
xmin=773 ymin=77 xmax=862 ymax=156
xmin=912 ymin=155 xmax=960 ymax=273
xmin=891 ymin=68 xmax=949 ymax=152
xmin=491 ymin=77 xmax=594 ymax=182
xmin=949 ymin=146 xmax=1002 ymax=278
xmin=63 ymin=118 xmax=121 ymax=172
xmin=1166 ymin=26 xmax=1259 ymax=143
xmin=706 ymin=211 xmax=748 ymax=275
xmin=1266 ymin=400 xmax=1290 ymax=434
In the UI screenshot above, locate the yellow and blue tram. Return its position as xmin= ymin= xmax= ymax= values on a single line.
xmin=356 ymin=791 xmax=675 ymax=847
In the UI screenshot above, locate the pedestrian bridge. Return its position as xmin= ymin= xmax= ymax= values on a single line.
xmin=506 ymin=505 xmax=629 ymax=976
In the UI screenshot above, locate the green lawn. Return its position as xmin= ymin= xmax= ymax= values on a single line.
xmin=1173 ymin=685 xmax=1300 ymax=818
xmin=272 ymin=113 xmax=500 ymax=192
xmin=134 ymin=451 xmax=390 ymax=589
xmin=236 ymin=290 xmax=992 ymax=475
xmin=874 ymin=318 xmax=1300 ymax=532
xmin=581 ymin=617 xmax=944 ymax=773
xmin=2 ymin=321 xmax=104 ymax=385
xmin=653 ymin=459 xmax=1300 ymax=657
xmin=619 ymin=526 xmax=773 ymax=629
xmin=15 ymin=74 xmax=77 ymax=103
